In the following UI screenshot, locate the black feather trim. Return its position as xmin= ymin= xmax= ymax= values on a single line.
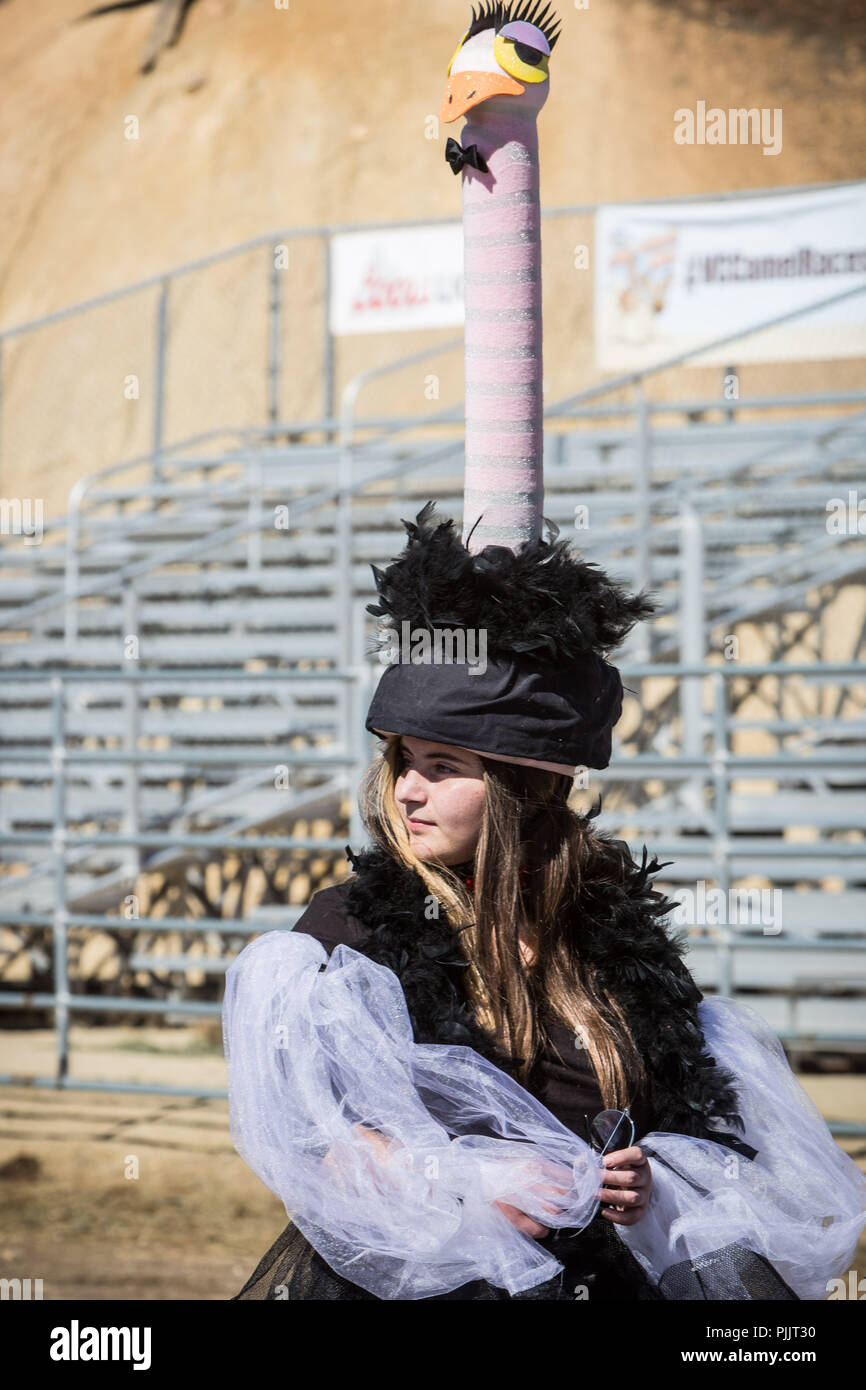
xmin=340 ymin=841 xmax=745 ymax=1141
xmin=365 ymin=501 xmax=656 ymax=665
xmin=342 ymin=844 xmax=522 ymax=1072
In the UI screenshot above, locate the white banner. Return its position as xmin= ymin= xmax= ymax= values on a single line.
xmin=595 ymin=183 xmax=866 ymax=369
xmin=329 ymin=224 xmax=464 ymax=335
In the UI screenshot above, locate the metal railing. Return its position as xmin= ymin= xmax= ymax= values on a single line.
xmin=3 ymin=178 xmax=864 ymax=571
xmin=2 ymin=178 xmax=860 ymax=481
xmin=1 ymin=182 xmax=864 ymax=1124
xmin=1 ymin=661 xmax=864 ymax=1133
xmin=1 ymin=385 xmax=862 ymax=692
xmin=2 ymin=289 xmax=862 ymax=686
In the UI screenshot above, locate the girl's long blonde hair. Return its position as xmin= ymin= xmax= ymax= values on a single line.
xmin=357 ymin=735 xmax=647 ymax=1109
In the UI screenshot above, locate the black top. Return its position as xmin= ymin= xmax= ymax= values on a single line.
xmin=291 ymin=878 xmax=656 ymax=1142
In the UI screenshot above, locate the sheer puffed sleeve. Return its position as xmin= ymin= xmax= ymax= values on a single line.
xmin=615 ymin=995 xmax=866 ymax=1300
xmin=222 ymin=929 xmax=605 ymax=1300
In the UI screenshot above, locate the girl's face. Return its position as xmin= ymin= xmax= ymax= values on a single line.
xmin=393 ymin=735 xmax=486 ymax=866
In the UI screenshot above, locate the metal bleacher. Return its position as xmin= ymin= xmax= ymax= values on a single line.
xmin=1 ymin=215 xmax=865 ymax=1099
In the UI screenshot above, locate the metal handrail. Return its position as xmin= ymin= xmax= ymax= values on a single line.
xmin=1 ymin=431 xmax=466 ymax=637
xmin=5 ymin=178 xmax=860 ymax=340
xmin=3 ymin=186 xmax=865 ymax=1104
xmin=2 ymin=207 xmax=862 ymax=613
xmin=1 ymin=660 xmax=864 ymax=1104
xmin=0 ymin=399 xmax=859 ymax=640
xmin=3 ymin=390 xmax=862 ymax=552
xmin=549 ymin=280 xmax=866 ymax=414
xmin=0 ymin=658 xmax=862 ymax=679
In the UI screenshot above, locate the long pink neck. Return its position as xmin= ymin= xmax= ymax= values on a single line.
xmin=459 ymin=103 xmax=544 ymax=555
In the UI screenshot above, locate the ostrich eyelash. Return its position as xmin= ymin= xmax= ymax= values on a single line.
xmin=464 ymin=0 xmax=562 ymax=51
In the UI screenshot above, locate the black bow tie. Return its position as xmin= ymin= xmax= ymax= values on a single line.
xmin=445 ymin=136 xmax=489 ymax=175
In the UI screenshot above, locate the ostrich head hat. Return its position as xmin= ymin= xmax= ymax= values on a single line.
xmin=364 ymin=2 xmax=655 ymax=776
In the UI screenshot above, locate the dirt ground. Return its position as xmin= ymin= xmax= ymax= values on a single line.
xmin=0 ymin=1025 xmax=284 ymax=1300
xmin=1 ymin=1022 xmax=865 ymax=1301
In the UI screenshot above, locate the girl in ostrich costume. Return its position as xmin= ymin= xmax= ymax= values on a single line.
xmin=223 ymin=2 xmax=866 ymax=1301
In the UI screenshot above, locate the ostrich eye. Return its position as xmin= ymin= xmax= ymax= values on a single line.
xmin=514 ymin=40 xmax=544 ymax=66
xmin=494 ymin=24 xmax=551 ymax=84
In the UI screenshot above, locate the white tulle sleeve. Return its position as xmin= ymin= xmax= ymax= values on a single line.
xmin=614 ymin=995 xmax=866 ymax=1301
xmin=222 ymin=929 xmax=605 ymax=1300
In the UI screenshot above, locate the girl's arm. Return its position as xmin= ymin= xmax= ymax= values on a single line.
xmin=614 ymin=996 xmax=866 ymax=1300
xmin=342 ymin=1124 xmax=565 ymax=1239
xmin=223 ymin=929 xmax=606 ymax=1299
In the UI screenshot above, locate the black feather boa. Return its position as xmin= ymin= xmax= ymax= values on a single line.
xmin=365 ymin=500 xmax=656 ymax=665
xmin=341 ymin=839 xmax=746 ymax=1142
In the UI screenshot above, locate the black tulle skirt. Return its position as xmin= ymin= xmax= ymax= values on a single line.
xmin=232 ymin=1210 xmax=802 ymax=1301
xmin=232 ymin=1208 xmax=666 ymax=1301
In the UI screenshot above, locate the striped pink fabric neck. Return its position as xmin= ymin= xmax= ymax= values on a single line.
xmin=458 ymin=102 xmax=544 ymax=556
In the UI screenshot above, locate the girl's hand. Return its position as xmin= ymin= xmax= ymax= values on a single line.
xmin=493 ymin=1200 xmax=551 ymax=1239
xmin=493 ymin=1162 xmax=575 ymax=1239
xmin=597 ymin=1144 xmax=652 ymax=1225
xmin=349 ymin=1134 xmax=558 ymax=1240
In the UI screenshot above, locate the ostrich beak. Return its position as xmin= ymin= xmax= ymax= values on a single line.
xmin=440 ymin=69 xmax=525 ymax=123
